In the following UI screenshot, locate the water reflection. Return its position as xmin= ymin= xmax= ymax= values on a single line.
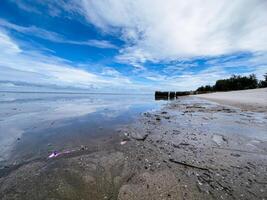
xmin=0 ymin=92 xmax=163 ymax=166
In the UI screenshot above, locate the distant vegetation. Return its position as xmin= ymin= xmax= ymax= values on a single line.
xmin=155 ymin=73 xmax=267 ymax=98
xmin=196 ymin=73 xmax=267 ymax=93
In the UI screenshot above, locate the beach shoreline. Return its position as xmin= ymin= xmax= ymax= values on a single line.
xmin=1 ymin=94 xmax=267 ymax=200
xmin=195 ymin=88 xmax=267 ymax=112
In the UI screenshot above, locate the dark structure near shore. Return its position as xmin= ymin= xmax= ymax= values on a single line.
xmin=155 ymin=91 xmax=169 ymax=100
xmin=169 ymin=92 xmax=175 ymax=99
xmin=155 ymin=91 xmax=191 ymax=100
xmin=176 ymin=91 xmax=191 ymax=96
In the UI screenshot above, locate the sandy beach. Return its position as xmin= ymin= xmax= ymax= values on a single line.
xmin=196 ymin=88 xmax=267 ymax=112
xmin=0 ymin=92 xmax=267 ymax=200
xmin=2 ymin=1 xmax=267 ymax=199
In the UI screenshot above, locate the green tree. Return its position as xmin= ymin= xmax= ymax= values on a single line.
xmin=197 ymin=73 xmax=261 ymax=92
xmin=259 ymin=73 xmax=267 ymax=88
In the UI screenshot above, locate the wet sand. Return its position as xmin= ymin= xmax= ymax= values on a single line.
xmin=1 ymin=96 xmax=267 ymax=200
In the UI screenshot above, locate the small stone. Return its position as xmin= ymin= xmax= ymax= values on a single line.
xmin=80 ymin=145 xmax=87 ymax=150
xmin=230 ymin=153 xmax=241 ymax=157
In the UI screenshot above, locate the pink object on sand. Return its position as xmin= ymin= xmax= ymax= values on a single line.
xmin=48 ymin=149 xmax=76 ymax=159
xmin=120 ymin=141 xmax=127 ymax=145
xmin=48 ymin=151 xmax=60 ymax=158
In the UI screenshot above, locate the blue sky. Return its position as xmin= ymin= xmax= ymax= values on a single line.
xmin=0 ymin=0 xmax=266 ymax=93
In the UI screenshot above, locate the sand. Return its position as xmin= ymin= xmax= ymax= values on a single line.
xmin=196 ymin=88 xmax=267 ymax=112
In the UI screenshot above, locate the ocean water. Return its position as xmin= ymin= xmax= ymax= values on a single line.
xmin=0 ymin=92 xmax=164 ymax=166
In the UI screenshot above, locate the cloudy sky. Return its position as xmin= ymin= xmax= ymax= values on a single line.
xmin=0 ymin=0 xmax=266 ymax=93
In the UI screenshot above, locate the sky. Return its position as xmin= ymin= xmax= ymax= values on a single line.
xmin=0 ymin=0 xmax=267 ymax=93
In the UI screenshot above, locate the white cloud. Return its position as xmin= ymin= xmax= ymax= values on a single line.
xmin=10 ymin=0 xmax=83 ymax=17
xmin=0 ymin=30 xmax=139 ymax=92
xmin=0 ymin=19 xmax=117 ymax=49
xmin=72 ymin=39 xmax=117 ymax=49
xmin=101 ymin=67 xmax=121 ymax=77
xmin=2 ymin=1 xmax=267 ymax=92
xmin=0 ymin=29 xmax=21 ymax=54
xmin=141 ymin=52 xmax=267 ymax=91
xmin=81 ymin=0 xmax=267 ymax=66
xmin=144 ymin=67 xmax=230 ymax=91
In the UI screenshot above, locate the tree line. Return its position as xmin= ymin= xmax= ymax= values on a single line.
xmin=196 ymin=73 xmax=267 ymax=93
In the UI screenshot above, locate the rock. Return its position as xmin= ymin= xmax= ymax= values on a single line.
xmin=131 ymin=132 xmax=149 ymax=141
xmin=144 ymin=112 xmax=152 ymax=117
xmin=230 ymin=153 xmax=241 ymax=157
xmin=80 ymin=145 xmax=87 ymax=150
xmin=172 ymin=142 xmax=189 ymax=148
xmin=124 ymin=132 xmax=129 ymax=137
xmin=156 ymin=117 xmax=161 ymax=121
xmin=212 ymin=135 xmax=227 ymax=145
xmin=172 ymin=143 xmax=180 ymax=148
xmin=180 ymin=142 xmax=190 ymax=146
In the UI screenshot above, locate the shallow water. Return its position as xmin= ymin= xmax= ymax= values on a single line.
xmin=1 ymin=94 xmax=267 ymax=200
xmin=0 ymin=92 xmax=164 ymax=166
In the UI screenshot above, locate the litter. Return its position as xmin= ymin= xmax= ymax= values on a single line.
xmin=48 ymin=149 xmax=75 ymax=159
xmin=48 ymin=151 xmax=59 ymax=158
xmin=120 ymin=140 xmax=127 ymax=145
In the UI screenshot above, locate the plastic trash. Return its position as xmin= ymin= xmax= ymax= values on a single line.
xmin=48 ymin=149 xmax=75 ymax=159
xmin=48 ymin=151 xmax=59 ymax=158
xmin=120 ymin=140 xmax=127 ymax=145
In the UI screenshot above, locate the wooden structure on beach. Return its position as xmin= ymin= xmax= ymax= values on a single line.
xmin=155 ymin=91 xmax=191 ymax=100
xmin=155 ymin=91 xmax=169 ymax=100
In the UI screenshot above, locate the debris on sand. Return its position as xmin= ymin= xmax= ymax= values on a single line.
xmin=48 ymin=151 xmax=59 ymax=158
xmin=120 ymin=140 xmax=127 ymax=145
xmin=156 ymin=117 xmax=161 ymax=121
xmin=169 ymin=158 xmax=210 ymax=171
xmin=48 ymin=149 xmax=76 ymax=159
xmin=172 ymin=142 xmax=190 ymax=148
xmin=230 ymin=153 xmax=241 ymax=157
xmin=80 ymin=145 xmax=87 ymax=151
xmin=179 ymin=142 xmax=190 ymax=146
